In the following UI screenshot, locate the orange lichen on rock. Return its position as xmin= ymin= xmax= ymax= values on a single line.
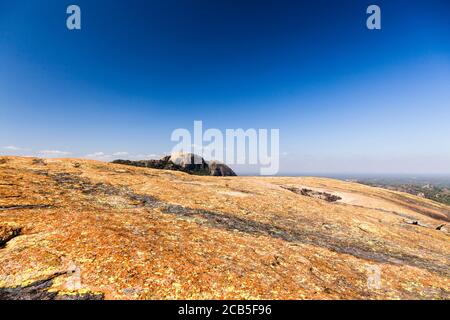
xmin=0 ymin=156 xmax=449 ymax=299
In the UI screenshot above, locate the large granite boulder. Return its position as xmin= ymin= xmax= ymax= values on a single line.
xmin=168 ymin=152 xmax=209 ymax=174
xmin=208 ymin=161 xmax=237 ymax=177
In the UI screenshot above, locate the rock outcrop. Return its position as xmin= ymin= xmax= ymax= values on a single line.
xmin=112 ymin=153 xmax=236 ymax=176
xmin=209 ymin=161 xmax=237 ymax=177
xmin=168 ymin=152 xmax=209 ymax=174
xmin=282 ymin=187 xmax=342 ymax=202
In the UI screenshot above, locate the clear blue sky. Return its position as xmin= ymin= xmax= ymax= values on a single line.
xmin=1 ymin=0 xmax=449 ymax=175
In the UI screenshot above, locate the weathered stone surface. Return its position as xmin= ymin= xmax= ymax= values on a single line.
xmin=0 ymin=156 xmax=449 ymax=300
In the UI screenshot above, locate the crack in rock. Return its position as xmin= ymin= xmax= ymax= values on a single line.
xmin=0 ymin=204 xmax=53 ymax=211
xmin=0 ymin=225 xmax=22 ymax=248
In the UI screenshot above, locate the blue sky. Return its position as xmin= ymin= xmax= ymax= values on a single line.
xmin=0 ymin=0 xmax=449 ymax=174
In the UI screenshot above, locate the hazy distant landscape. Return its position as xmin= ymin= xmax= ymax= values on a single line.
xmin=352 ymin=176 xmax=450 ymax=206
xmin=272 ymin=174 xmax=450 ymax=206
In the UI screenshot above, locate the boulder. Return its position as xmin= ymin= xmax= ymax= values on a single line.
xmin=168 ymin=152 xmax=209 ymax=174
xmin=208 ymin=161 xmax=237 ymax=177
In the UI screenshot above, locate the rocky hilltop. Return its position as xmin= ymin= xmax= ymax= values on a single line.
xmin=0 ymin=156 xmax=449 ymax=300
xmin=112 ymin=153 xmax=237 ymax=177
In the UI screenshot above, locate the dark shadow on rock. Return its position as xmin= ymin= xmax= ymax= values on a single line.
xmin=0 ymin=275 xmax=104 ymax=300
xmin=0 ymin=204 xmax=53 ymax=212
xmin=0 ymin=225 xmax=22 ymax=248
xmin=283 ymin=186 xmax=342 ymax=202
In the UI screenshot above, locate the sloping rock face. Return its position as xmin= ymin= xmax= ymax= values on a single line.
xmin=1 ymin=156 xmax=450 ymax=300
xmin=112 ymin=153 xmax=236 ymax=176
